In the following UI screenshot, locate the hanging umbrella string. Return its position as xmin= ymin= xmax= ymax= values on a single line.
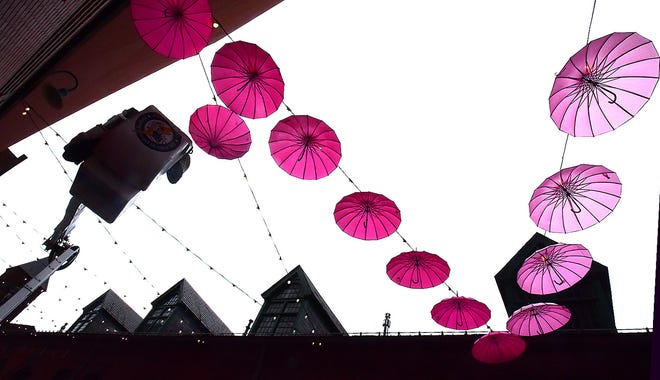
xmin=336 ymin=166 xmax=362 ymax=192
xmin=283 ymin=101 xmax=295 ymax=115
xmin=558 ymin=134 xmax=569 ymax=172
xmin=213 ymin=18 xmax=235 ymax=43
xmin=237 ymin=158 xmax=289 ymax=275
xmin=559 ymin=0 xmax=597 ymax=173
xmin=557 ymin=0 xmax=597 ymax=173
xmin=585 ymin=0 xmax=597 ymax=52
xmin=197 ymin=54 xmax=218 ymax=104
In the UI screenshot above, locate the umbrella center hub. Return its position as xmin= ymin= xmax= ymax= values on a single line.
xmin=165 ymin=7 xmax=184 ymax=19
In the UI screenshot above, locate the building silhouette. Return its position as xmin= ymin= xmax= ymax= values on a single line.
xmin=495 ymin=233 xmax=616 ymax=330
xmin=249 ymin=265 xmax=346 ymax=336
xmin=135 ymin=278 xmax=232 ymax=335
xmin=68 ymin=289 xmax=141 ymax=334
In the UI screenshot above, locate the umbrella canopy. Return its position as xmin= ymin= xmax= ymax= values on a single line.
xmin=333 ymin=191 xmax=401 ymax=240
xmin=506 ymin=302 xmax=571 ymax=336
xmin=550 ymin=32 xmax=660 ymax=137
xmin=472 ymin=332 xmax=526 ymax=364
xmin=529 ymin=164 xmax=622 ymax=233
xmin=430 ymin=296 xmax=491 ymax=330
xmin=386 ymin=250 xmax=450 ymax=289
xmin=269 ymin=115 xmax=341 ymax=180
xmin=188 ymin=105 xmax=251 ymax=160
xmin=130 ymin=0 xmax=213 ymax=59
xmin=211 ymin=41 xmax=285 ymax=119
xmin=517 ymin=243 xmax=592 ymax=295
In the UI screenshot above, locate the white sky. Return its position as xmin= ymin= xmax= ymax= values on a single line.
xmin=1 ymin=0 xmax=658 ymax=334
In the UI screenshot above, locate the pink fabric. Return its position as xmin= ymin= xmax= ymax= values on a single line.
xmin=517 ymin=243 xmax=592 ymax=295
xmin=550 ymin=32 xmax=659 ymax=136
xmin=189 ymin=105 xmax=251 ymax=160
xmin=130 ymin=0 xmax=212 ymax=59
xmin=269 ymin=115 xmax=341 ymax=180
xmin=386 ymin=251 xmax=450 ymax=289
xmin=529 ymin=164 xmax=622 ymax=233
xmin=431 ymin=296 xmax=491 ymax=330
xmin=333 ymin=191 xmax=400 ymax=240
xmin=506 ymin=302 xmax=571 ymax=336
xmin=472 ymin=332 xmax=526 ymax=364
xmin=211 ymin=41 xmax=285 ymax=119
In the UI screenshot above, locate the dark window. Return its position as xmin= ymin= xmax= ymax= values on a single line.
xmin=140 ymin=306 xmax=174 ymax=332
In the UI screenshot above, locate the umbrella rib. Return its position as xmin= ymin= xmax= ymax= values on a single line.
xmin=599 ymin=82 xmax=652 ymax=101
xmin=598 ymin=37 xmax=652 ymax=73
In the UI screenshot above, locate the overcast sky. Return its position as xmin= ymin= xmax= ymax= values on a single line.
xmin=2 ymin=0 xmax=659 ymax=334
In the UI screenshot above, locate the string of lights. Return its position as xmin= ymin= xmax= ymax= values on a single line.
xmin=42 ymin=114 xmax=263 ymax=306
xmin=19 ymin=107 xmax=162 ymax=296
xmin=133 ymin=204 xmax=262 ymax=305
xmin=196 ymin=49 xmax=289 ymax=274
xmin=0 ymin=198 xmax=155 ymax=329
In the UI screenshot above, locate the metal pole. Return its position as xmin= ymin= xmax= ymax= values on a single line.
xmin=0 ymin=247 xmax=79 ymax=323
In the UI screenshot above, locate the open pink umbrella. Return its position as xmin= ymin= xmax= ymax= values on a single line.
xmin=517 ymin=243 xmax=592 ymax=295
xmin=211 ymin=41 xmax=285 ymax=119
xmin=472 ymin=332 xmax=526 ymax=364
xmin=506 ymin=302 xmax=571 ymax=336
xmin=131 ymin=0 xmax=213 ymax=59
xmin=529 ymin=164 xmax=622 ymax=233
xmin=333 ymin=191 xmax=400 ymax=240
xmin=386 ymin=250 xmax=450 ymax=289
xmin=269 ymin=115 xmax=341 ymax=180
xmin=550 ymin=32 xmax=660 ymax=136
xmin=431 ymin=296 xmax=491 ymax=330
xmin=189 ymin=105 xmax=251 ymax=160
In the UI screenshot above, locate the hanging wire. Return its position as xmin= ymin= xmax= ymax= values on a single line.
xmin=133 ymin=205 xmax=262 ymax=305
xmin=196 ymin=37 xmax=289 ymax=275
xmin=236 ymin=159 xmax=288 ymax=273
xmin=558 ymin=0 xmax=597 ymax=173
xmin=213 ymin=17 xmax=235 ymax=43
xmin=336 ymin=166 xmax=362 ymax=192
xmin=19 ymin=106 xmax=161 ymax=295
xmin=0 ymin=198 xmax=142 ymax=319
xmin=197 ymin=54 xmax=218 ymax=104
xmin=29 ymin=105 xmax=262 ymax=306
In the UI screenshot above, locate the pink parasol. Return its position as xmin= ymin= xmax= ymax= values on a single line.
xmin=529 ymin=164 xmax=622 ymax=233
xmin=431 ymin=296 xmax=491 ymax=330
xmin=269 ymin=115 xmax=341 ymax=180
xmin=517 ymin=243 xmax=592 ymax=295
xmin=506 ymin=302 xmax=571 ymax=336
xmin=386 ymin=250 xmax=450 ymax=289
xmin=211 ymin=41 xmax=285 ymax=119
xmin=472 ymin=332 xmax=526 ymax=364
xmin=550 ymin=32 xmax=660 ymax=136
xmin=333 ymin=191 xmax=400 ymax=240
xmin=188 ymin=105 xmax=251 ymax=160
xmin=130 ymin=0 xmax=213 ymax=59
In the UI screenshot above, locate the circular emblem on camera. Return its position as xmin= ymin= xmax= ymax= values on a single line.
xmin=135 ymin=112 xmax=181 ymax=152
